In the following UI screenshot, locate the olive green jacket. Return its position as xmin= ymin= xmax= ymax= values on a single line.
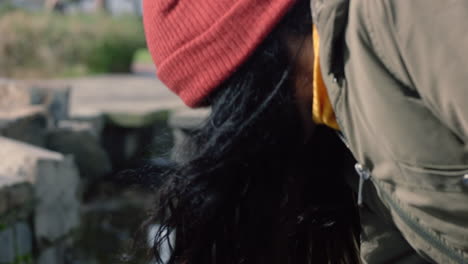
xmin=311 ymin=0 xmax=468 ymax=263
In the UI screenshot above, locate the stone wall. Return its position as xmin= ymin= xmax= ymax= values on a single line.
xmin=0 ymin=78 xmax=182 ymax=263
xmin=0 ymin=81 xmax=89 ymax=264
xmin=0 ymin=137 xmax=80 ymax=264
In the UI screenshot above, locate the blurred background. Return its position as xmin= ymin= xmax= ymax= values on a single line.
xmin=0 ymin=1 xmax=206 ymax=263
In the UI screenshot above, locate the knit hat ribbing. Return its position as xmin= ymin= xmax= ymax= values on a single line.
xmin=143 ymin=0 xmax=295 ymax=107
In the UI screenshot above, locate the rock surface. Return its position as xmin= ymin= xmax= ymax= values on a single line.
xmin=46 ymin=121 xmax=111 ymax=181
xmin=28 ymin=83 xmax=71 ymax=124
xmin=0 ymin=228 xmax=14 ymax=264
xmin=0 ymin=81 xmax=30 ymax=110
xmin=0 ymin=106 xmax=48 ymax=147
xmin=14 ymin=222 xmax=33 ymax=257
xmin=0 ymin=182 xmax=33 ymax=217
xmin=34 ymin=154 xmax=80 ymax=245
xmin=37 ymin=245 xmax=64 ymax=264
xmin=0 ymin=74 xmax=187 ymax=263
xmin=0 ymin=137 xmax=80 ymax=246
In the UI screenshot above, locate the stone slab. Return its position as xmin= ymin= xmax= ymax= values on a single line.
xmin=0 ymin=137 xmax=37 ymax=216
xmin=0 ymin=137 xmax=80 ymax=245
xmin=0 ymin=136 xmax=61 ymax=184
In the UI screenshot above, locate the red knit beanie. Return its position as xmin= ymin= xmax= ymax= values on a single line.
xmin=143 ymin=0 xmax=295 ymax=107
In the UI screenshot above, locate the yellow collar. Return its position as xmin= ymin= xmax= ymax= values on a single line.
xmin=312 ymin=25 xmax=340 ymax=130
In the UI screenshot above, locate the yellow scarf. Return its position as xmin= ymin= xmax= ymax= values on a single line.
xmin=312 ymin=25 xmax=340 ymax=130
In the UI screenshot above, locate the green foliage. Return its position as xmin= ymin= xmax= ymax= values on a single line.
xmin=86 ymin=31 xmax=140 ymax=73
xmin=134 ymin=48 xmax=153 ymax=64
xmin=0 ymin=3 xmax=17 ymax=16
xmin=0 ymin=11 xmax=146 ymax=78
xmin=14 ymin=253 xmax=33 ymax=264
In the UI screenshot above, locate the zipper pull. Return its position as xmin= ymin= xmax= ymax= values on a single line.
xmin=355 ymin=163 xmax=371 ymax=206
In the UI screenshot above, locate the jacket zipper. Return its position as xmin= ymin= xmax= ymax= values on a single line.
xmin=336 ymin=122 xmax=466 ymax=261
xmin=354 ymin=163 xmax=370 ymax=206
xmin=370 ymin=178 xmax=467 ymax=264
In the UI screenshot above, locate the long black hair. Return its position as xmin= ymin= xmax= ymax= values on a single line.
xmin=143 ymin=1 xmax=360 ymax=263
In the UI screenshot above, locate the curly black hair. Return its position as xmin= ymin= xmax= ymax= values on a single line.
xmin=141 ymin=1 xmax=360 ymax=263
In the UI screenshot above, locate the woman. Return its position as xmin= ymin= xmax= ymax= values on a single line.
xmin=142 ymin=0 xmax=360 ymax=263
xmin=143 ymin=0 xmax=468 ymax=263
